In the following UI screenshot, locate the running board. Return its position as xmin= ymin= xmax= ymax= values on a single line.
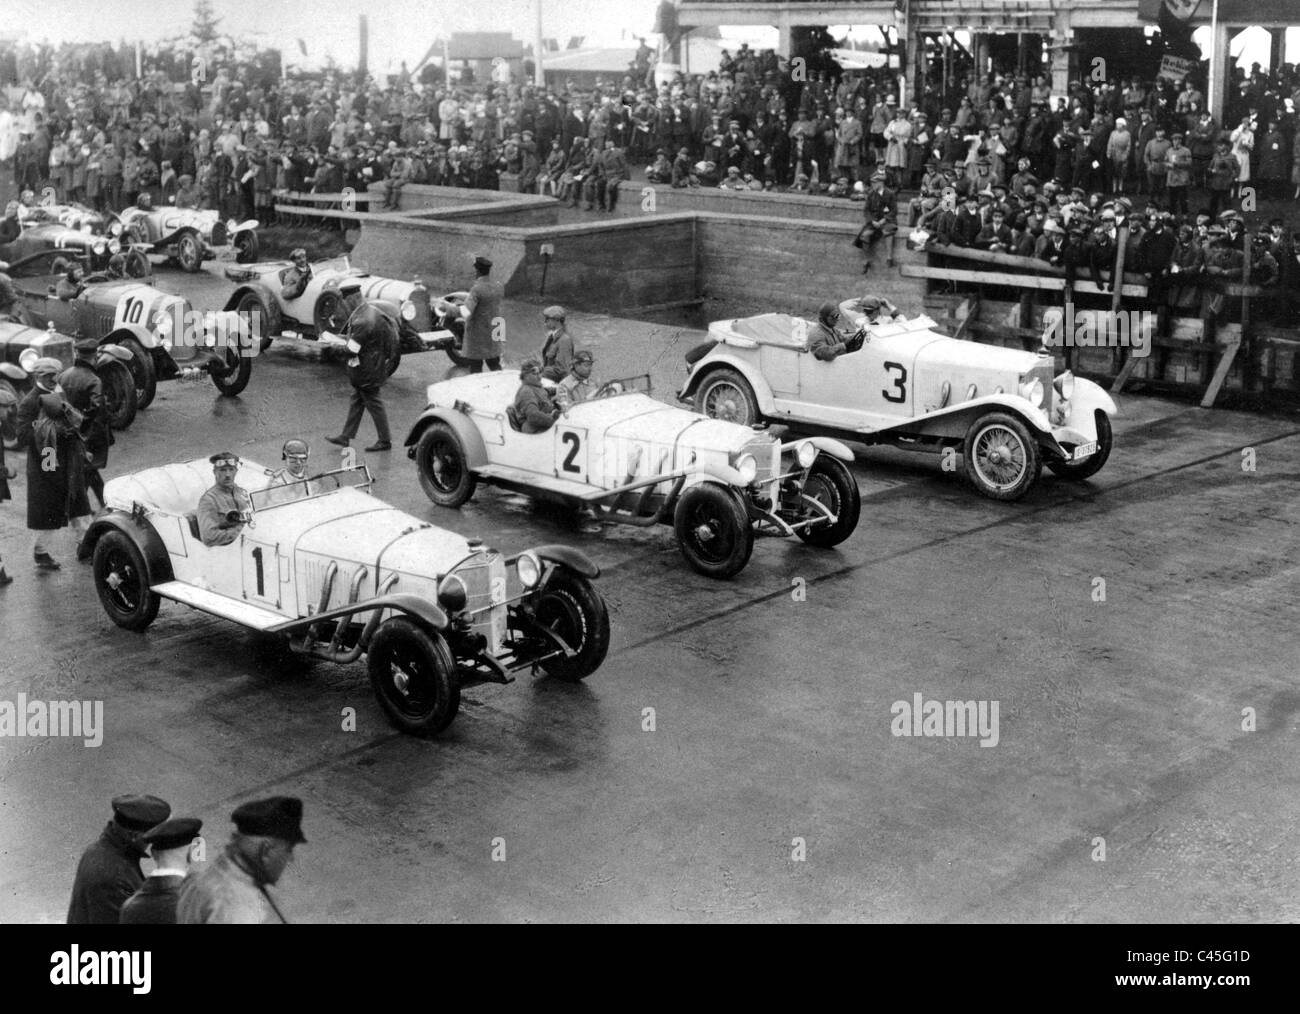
xmin=152 ymin=581 xmax=287 ymax=630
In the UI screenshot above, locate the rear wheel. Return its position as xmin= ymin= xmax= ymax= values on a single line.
xmin=1047 ymin=411 xmax=1113 ymax=481
xmin=235 ymin=290 xmax=278 ymax=354
xmin=175 ymin=229 xmax=203 ymax=272
xmin=92 ymin=530 xmax=159 ymax=631
xmin=97 ymin=360 xmax=138 ymax=430
xmin=314 ymin=289 xmax=355 ymax=335
xmin=694 ymin=367 xmax=759 ymax=426
xmin=210 ymin=342 xmax=252 ymax=397
xmin=795 ymin=455 xmax=861 ymax=548
xmin=117 ymin=336 xmax=157 ymax=409
xmin=415 ymin=422 xmax=477 ymax=508
xmin=673 ymin=482 xmax=754 ymax=579
xmin=962 ymin=412 xmax=1042 ymax=501
xmin=527 ymin=570 xmax=610 ymax=681
xmin=367 ymin=618 xmax=460 ymax=736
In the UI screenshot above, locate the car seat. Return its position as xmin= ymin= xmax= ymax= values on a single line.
xmin=506 ymin=404 xmax=523 ymax=432
xmin=186 ymin=513 xmax=201 ymax=540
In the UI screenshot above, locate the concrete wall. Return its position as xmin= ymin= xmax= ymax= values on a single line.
xmin=612 ymin=181 xmax=867 ymax=226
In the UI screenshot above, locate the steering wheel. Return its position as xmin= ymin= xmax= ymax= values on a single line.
xmin=591 ymin=381 xmax=623 ymax=399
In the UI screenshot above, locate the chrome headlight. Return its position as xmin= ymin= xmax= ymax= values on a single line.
xmin=1053 ymin=370 xmax=1075 ymax=401
xmin=516 ymin=551 xmax=541 ymax=589
xmin=108 ymin=238 xmax=120 ymax=254
xmin=437 ymin=573 xmax=468 ymax=613
xmin=1018 ymin=376 xmax=1044 ymax=408
xmin=83 ymin=222 xmax=95 ymax=235
xmin=796 ymin=440 xmax=817 ymax=469
xmin=732 ymin=452 xmax=758 ymax=485
xmin=108 ymin=221 xmax=123 ymax=237
xmin=92 ymin=240 xmax=106 ymax=255
xmin=227 ymin=218 xmax=238 ymax=233
xmin=400 ymin=299 xmax=416 ymax=321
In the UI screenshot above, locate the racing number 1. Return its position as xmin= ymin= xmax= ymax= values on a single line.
xmin=883 ymin=362 xmax=908 ymax=404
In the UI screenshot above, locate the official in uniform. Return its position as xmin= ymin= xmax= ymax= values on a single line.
xmin=177 ymin=796 xmax=307 ymax=925
xmin=197 ymin=451 xmax=252 ymax=547
xmin=325 ymin=301 xmax=395 ymax=452
xmin=538 ymin=305 xmax=575 ymax=381
xmin=67 ymin=794 xmax=171 ymax=925
xmin=60 ymin=337 xmax=111 ymax=558
xmin=512 ymin=358 xmax=560 ymax=433
xmin=555 ymin=349 xmax=598 ymax=409
xmin=120 ymin=817 xmax=203 ymax=925
xmin=436 ymin=255 xmax=504 ymax=373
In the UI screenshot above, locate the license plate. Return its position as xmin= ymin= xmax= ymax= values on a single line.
xmin=1072 ymin=441 xmax=1097 ymax=461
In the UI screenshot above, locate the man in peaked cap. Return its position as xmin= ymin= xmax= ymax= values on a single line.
xmin=177 ymin=797 xmax=307 ymax=924
xmin=120 ymin=817 xmax=203 ymax=924
xmin=68 ymin=794 xmax=172 ymax=924
xmin=197 ymin=451 xmax=252 ymax=547
xmin=435 ymin=255 xmax=503 ymax=373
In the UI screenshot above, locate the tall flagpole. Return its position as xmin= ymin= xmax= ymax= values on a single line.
xmin=534 ymin=0 xmax=546 ymax=87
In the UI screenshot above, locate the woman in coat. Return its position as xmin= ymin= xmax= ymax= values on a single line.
xmin=1106 ymin=118 xmax=1132 ymax=194
xmin=1229 ymin=117 xmax=1254 ymax=194
xmin=883 ymin=110 xmax=912 ymax=189
xmin=833 ymin=111 xmax=863 ymax=183
xmin=15 ymin=384 xmax=87 ymax=570
xmin=1257 ymin=122 xmax=1288 ymax=199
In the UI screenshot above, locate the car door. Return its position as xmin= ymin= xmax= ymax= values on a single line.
xmin=794 ymin=331 xmax=923 ymax=431
xmin=242 ymin=534 xmax=289 ymax=611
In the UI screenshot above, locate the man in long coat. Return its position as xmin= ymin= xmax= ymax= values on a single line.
xmin=15 ymin=358 xmax=86 ymax=570
xmin=437 ymin=255 xmax=504 ymax=373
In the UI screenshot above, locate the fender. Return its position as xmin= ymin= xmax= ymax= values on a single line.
xmin=83 ymin=510 xmax=175 ymax=585
xmin=524 ymin=544 xmax=601 ymax=579
xmin=0 ymin=361 xmax=26 ymax=381
xmin=899 ymin=393 xmax=1055 ymax=437
xmin=229 ymin=220 xmax=259 ymax=236
xmin=269 ymin=592 xmax=448 ymax=636
xmin=678 ymin=351 xmax=779 ymax=417
xmin=403 ymin=405 xmax=489 ymax=469
xmin=96 ymin=343 xmax=132 ymax=362
xmin=805 ymin=436 xmax=854 ymax=462
xmin=103 ymin=322 xmax=163 ymax=352
xmin=1066 ymin=376 xmax=1118 ymax=419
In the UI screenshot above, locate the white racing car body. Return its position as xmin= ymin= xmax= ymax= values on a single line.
xmin=405 ymin=371 xmax=863 ymax=579
xmin=84 ymin=457 xmax=611 ymax=737
xmin=680 ymin=309 xmax=1118 ymax=501
xmin=117 ymin=206 xmax=259 ymax=272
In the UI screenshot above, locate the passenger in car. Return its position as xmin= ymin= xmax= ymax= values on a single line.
xmin=513 ymin=359 xmax=561 ymax=433
xmin=264 ymin=438 xmax=322 ymax=503
xmin=555 ymin=350 xmax=597 ymax=410
xmin=197 ymin=451 xmax=253 ymax=547
xmin=808 ymin=302 xmax=864 ymax=362
xmin=56 ymin=262 xmax=86 ymax=301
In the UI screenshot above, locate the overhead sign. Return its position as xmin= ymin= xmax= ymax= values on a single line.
xmin=1158 ymin=55 xmax=1197 ymax=82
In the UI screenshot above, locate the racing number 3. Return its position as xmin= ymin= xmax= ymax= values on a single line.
xmin=882 ymin=362 xmax=908 ymax=404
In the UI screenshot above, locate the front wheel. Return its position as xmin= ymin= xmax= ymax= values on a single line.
xmin=210 ymin=343 xmax=252 ymax=397
xmin=117 ymin=336 xmax=157 ymax=409
xmin=795 ymin=454 xmax=861 ymax=548
xmin=673 ymin=482 xmax=755 ymax=579
xmin=367 ymin=618 xmax=460 ymax=736
xmin=415 ymin=422 xmax=477 ymax=508
xmin=694 ymin=367 xmax=760 ymax=426
xmin=123 ymin=248 xmax=150 ymax=278
xmin=1047 ymin=411 xmax=1113 ymax=481
xmin=97 ymin=360 xmax=138 ymax=430
xmin=92 ymin=530 xmax=160 ymax=631
xmin=233 ymin=229 xmax=259 ymax=263
xmin=527 ymin=570 xmax=611 ymax=681
xmin=175 ymin=229 xmax=203 ymax=272
xmin=962 ymin=412 xmax=1042 ymax=501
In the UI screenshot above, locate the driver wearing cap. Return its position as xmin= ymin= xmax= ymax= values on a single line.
xmin=555 ymin=349 xmax=597 ymax=409
xmin=197 ymin=452 xmax=252 ymax=546
xmin=808 ymin=302 xmax=864 ymax=361
xmin=838 ymin=293 xmax=902 ymax=329
xmin=280 ymin=248 xmax=312 ymax=301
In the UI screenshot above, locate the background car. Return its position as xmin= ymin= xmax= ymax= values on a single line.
xmin=680 ymin=309 xmax=1117 ymax=501
xmin=116 ymin=205 xmax=259 ymax=272
xmin=84 ymin=456 xmax=611 ymax=737
xmin=10 ymin=271 xmax=253 ymax=407
xmin=222 ymin=255 xmax=454 ymax=370
xmin=0 ymin=215 xmax=150 ymax=279
xmin=405 ymin=372 xmax=862 ymax=579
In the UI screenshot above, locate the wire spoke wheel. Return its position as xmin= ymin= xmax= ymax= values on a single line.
xmin=973 ymin=424 xmax=1028 ymax=491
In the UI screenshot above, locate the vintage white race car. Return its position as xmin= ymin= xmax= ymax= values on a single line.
xmin=680 ymin=308 xmax=1117 ymax=501
xmin=84 ymin=458 xmax=611 ymax=737
xmin=404 ymin=372 xmax=862 ymax=579
xmin=116 ymin=205 xmax=259 ymax=272
xmin=222 ymin=256 xmax=455 ymax=369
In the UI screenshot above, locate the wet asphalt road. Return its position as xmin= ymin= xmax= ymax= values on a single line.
xmin=1 ymin=259 xmax=1298 ymax=923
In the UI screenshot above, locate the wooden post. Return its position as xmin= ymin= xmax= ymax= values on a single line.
xmin=1202 ymin=246 xmax=1250 ymax=407
xmin=1107 ymin=222 xmax=1128 ymax=387
xmin=1060 ymin=281 xmax=1073 ymax=371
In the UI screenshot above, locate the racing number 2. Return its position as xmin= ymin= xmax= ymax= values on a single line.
xmin=561 ymin=431 xmax=582 ymax=473
xmin=882 ymin=362 xmax=908 ymax=404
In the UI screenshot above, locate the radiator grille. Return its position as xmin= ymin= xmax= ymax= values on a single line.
xmin=456 ymin=552 xmax=507 ymax=654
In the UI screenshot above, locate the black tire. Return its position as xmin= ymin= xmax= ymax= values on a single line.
xmin=385 ymin=347 xmax=402 ymax=377
xmin=313 ymin=289 xmax=353 ymax=336
xmin=124 ymin=249 xmax=150 ymax=278
xmin=415 ymin=421 xmax=477 ymax=508
xmin=962 ymin=411 xmax=1042 ymax=501
xmin=694 ymin=367 xmax=760 ymax=426
xmin=92 ymin=530 xmax=160 ymax=631
xmin=234 ymin=290 xmax=278 ymax=353
xmin=795 ymin=454 xmax=862 ymax=548
xmin=117 ymin=336 xmax=157 ymax=409
xmin=97 ymin=360 xmax=138 ymax=430
xmin=175 ymin=229 xmax=203 ymax=272
xmin=210 ymin=342 xmax=252 ymax=397
xmin=233 ymin=229 xmax=259 ymax=263
xmin=1047 ymin=411 xmax=1113 ymax=481
xmin=673 ymin=482 xmax=755 ymax=579
xmin=529 ymin=570 xmax=610 ymax=682
xmin=0 ymin=378 xmax=18 ymax=450
xmin=366 ymin=617 xmax=460 ymax=736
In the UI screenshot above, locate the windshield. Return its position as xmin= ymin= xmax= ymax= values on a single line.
xmin=248 ymin=464 xmax=374 ymax=511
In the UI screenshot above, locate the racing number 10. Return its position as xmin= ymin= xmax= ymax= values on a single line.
xmin=882 ymin=362 xmax=908 ymax=404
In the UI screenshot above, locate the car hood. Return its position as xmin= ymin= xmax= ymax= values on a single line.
xmin=284 ymin=491 xmax=471 ymax=572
